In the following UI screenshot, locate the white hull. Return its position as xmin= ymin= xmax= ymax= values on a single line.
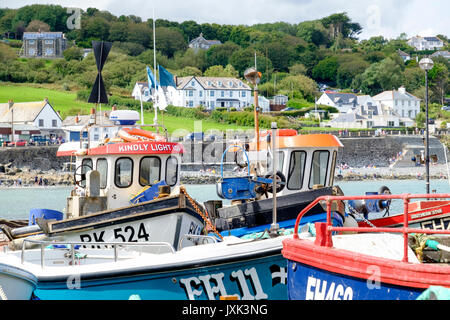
xmin=0 ymin=264 xmax=36 ymax=300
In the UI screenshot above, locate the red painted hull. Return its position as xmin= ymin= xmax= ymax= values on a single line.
xmin=358 ymin=200 xmax=450 ymax=228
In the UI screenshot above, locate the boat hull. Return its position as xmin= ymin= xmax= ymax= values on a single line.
xmin=0 ymin=264 xmax=37 ymax=300
xmin=286 ymin=261 xmax=423 ymax=300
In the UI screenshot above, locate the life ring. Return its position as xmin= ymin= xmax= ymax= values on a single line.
xmin=259 ymin=129 xmax=297 ymax=138
xmin=118 ymin=128 xmax=165 ymax=142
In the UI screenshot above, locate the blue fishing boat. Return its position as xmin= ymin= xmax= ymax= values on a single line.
xmin=282 ymin=193 xmax=450 ymax=300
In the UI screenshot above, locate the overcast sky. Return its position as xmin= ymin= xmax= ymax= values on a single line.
xmin=2 ymin=0 xmax=449 ymax=40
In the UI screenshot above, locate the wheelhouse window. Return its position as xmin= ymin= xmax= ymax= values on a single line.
xmin=139 ymin=156 xmax=161 ymax=186
xmin=287 ymin=151 xmax=306 ymax=190
xmin=309 ymin=150 xmax=330 ymax=189
xmin=96 ymin=158 xmax=108 ymax=189
xmin=115 ymin=157 xmax=133 ymax=188
xmin=267 ymin=151 xmax=285 ymax=173
xmin=329 ymin=151 xmax=337 ymax=187
xmin=81 ymin=158 xmax=93 ymax=188
xmin=166 ymin=156 xmax=178 ymax=187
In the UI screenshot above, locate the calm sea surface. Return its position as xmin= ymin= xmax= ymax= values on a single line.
xmin=0 ymin=179 xmax=448 ymax=220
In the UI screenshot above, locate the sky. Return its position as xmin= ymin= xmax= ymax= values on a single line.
xmin=2 ymin=0 xmax=449 ymax=40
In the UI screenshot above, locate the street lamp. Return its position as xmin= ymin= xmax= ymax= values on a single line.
xmin=244 ymin=67 xmax=262 ymax=152
xmin=419 ymin=57 xmax=434 ymax=194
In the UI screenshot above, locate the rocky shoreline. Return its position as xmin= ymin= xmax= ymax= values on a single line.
xmin=0 ymin=164 xmax=448 ymax=187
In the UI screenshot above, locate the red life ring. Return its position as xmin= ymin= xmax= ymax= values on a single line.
xmin=118 ymin=128 xmax=165 ymax=142
xmin=259 ymin=129 xmax=297 ymax=138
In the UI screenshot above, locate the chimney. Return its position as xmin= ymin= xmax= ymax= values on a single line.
xmin=75 ymin=114 xmax=79 ymax=123
xmin=398 ymin=86 xmax=406 ymax=94
xmin=112 ymin=104 xmax=117 ymax=111
xmin=8 ymin=99 xmax=13 ymax=109
xmin=44 ymin=97 xmax=48 ymax=102
xmin=174 ymin=75 xmax=178 ymax=87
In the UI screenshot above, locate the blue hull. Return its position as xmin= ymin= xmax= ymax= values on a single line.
xmin=287 ymin=260 xmax=423 ymax=300
xmin=34 ymin=254 xmax=289 ymax=300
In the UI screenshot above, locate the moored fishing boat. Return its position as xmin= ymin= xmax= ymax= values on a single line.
xmin=282 ymin=193 xmax=450 ymax=300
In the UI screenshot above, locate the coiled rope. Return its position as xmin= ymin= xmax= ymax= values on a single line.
xmin=180 ymin=186 xmax=223 ymax=241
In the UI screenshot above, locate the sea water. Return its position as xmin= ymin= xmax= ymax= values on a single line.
xmin=0 ymin=180 xmax=448 ymax=220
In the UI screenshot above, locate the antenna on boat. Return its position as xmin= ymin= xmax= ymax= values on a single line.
xmin=269 ymin=121 xmax=279 ymax=237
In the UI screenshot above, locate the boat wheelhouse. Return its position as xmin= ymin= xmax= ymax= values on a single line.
xmin=211 ymin=130 xmax=345 ymax=237
xmin=4 ymin=110 xmax=206 ymax=250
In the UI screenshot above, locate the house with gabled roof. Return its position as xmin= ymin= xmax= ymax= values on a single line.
xmin=407 ymin=36 xmax=444 ymax=51
xmin=131 ymin=82 xmax=152 ymax=102
xmin=170 ymin=76 xmax=252 ymax=110
xmin=188 ymin=33 xmax=222 ymax=51
xmin=0 ymin=99 xmax=63 ymax=140
xmin=397 ymin=49 xmax=411 ymax=62
xmin=372 ymin=86 xmax=421 ymax=119
xmin=431 ymin=50 xmax=450 ymax=60
xmin=316 ymin=91 xmax=358 ymax=113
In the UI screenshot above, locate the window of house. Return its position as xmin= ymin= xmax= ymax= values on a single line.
xmin=189 ymin=100 xmax=194 ymax=107
xmin=221 ymin=91 xmax=225 ymax=97
xmin=166 ymin=156 xmax=178 ymax=186
xmin=309 ymin=150 xmax=329 ymax=189
xmin=287 ymin=151 xmax=307 ymax=190
xmin=29 ymin=40 xmax=35 ymax=45
xmin=191 ymin=81 xmax=195 ymax=86
xmin=210 ymin=91 xmax=215 ymax=97
xmin=38 ymin=119 xmax=44 ymax=127
xmin=242 ymin=91 xmax=246 ymax=97
xmin=115 ymin=157 xmax=133 ymax=188
xmin=52 ymin=119 xmax=57 ymax=127
xmin=388 ymin=121 xmax=395 ymax=126
xmin=45 ymin=39 xmax=53 ymax=44
xmin=139 ymin=156 xmax=161 ymax=186
xmin=29 ymin=49 xmax=35 ymax=55
xmin=188 ymin=90 xmax=194 ymax=97
xmin=229 ymin=91 xmax=233 ymax=97
xmin=218 ymin=81 xmax=222 ymax=86
xmin=45 ymin=49 xmax=53 ymax=55
xmin=199 ymin=91 xmax=203 ymax=97
xmin=96 ymin=158 xmax=108 ymax=189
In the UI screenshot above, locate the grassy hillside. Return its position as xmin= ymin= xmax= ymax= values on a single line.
xmin=0 ymin=83 xmax=253 ymax=133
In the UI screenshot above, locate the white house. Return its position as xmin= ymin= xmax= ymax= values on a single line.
xmin=170 ymin=76 xmax=252 ymax=110
xmin=397 ymin=49 xmax=411 ymax=62
xmin=431 ymin=50 xmax=450 ymax=60
xmin=132 ymin=82 xmax=152 ymax=102
xmin=188 ymin=33 xmax=222 ymax=51
xmin=407 ymin=36 xmax=444 ymax=51
xmin=0 ymin=99 xmax=63 ymax=139
xmin=316 ymin=91 xmax=358 ymax=113
xmin=61 ymin=112 xmax=117 ymax=142
xmin=372 ymin=86 xmax=421 ymax=119
xmin=258 ymin=96 xmax=270 ymax=112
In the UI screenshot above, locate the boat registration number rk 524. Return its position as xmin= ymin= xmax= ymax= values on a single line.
xmin=79 ymin=222 xmax=151 ymax=243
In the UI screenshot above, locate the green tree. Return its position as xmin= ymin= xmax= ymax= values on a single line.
xmin=63 ymin=46 xmax=83 ymax=61
xmin=428 ymin=62 xmax=449 ymax=106
xmin=229 ymin=47 xmax=272 ymax=78
xmin=25 ymin=19 xmax=50 ymax=32
xmin=205 ymin=41 xmax=241 ymax=68
xmin=108 ymin=22 xmax=129 ymax=42
xmin=155 ymin=27 xmax=187 ymax=58
xmin=312 ymin=56 xmax=338 ymax=85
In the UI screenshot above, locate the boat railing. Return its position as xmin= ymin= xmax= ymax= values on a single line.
xmin=21 ymin=239 xmax=176 ymax=268
xmin=293 ymin=193 xmax=450 ymax=263
xmin=178 ymin=234 xmax=218 ymax=249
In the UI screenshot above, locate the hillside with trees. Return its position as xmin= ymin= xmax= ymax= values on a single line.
xmin=0 ymin=4 xmax=449 ymax=129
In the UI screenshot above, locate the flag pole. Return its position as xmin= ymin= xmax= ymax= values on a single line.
xmin=153 ymin=8 xmax=158 ymax=126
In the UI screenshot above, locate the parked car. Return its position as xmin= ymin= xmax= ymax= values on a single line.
xmin=281 ymin=107 xmax=296 ymax=112
xmin=29 ymin=135 xmax=50 ymax=146
xmin=7 ymin=139 xmax=27 ymax=147
xmin=441 ymin=106 xmax=450 ymax=111
xmin=183 ymin=132 xmax=204 ymax=142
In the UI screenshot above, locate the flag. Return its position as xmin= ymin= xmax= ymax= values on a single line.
xmin=156 ymin=85 xmax=168 ymax=111
xmin=158 ymin=65 xmax=176 ymax=87
xmin=146 ymin=66 xmax=157 ymax=89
